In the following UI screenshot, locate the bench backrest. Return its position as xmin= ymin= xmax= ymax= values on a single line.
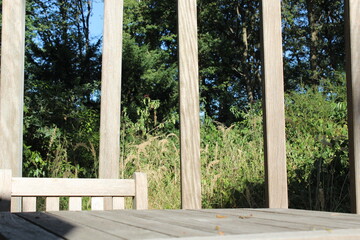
xmin=0 ymin=169 xmax=148 ymax=212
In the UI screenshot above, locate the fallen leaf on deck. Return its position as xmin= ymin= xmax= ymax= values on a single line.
xmin=218 ymin=231 xmax=225 ymax=235
xmin=330 ymin=213 xmax=341 ymax=216
xmin=239 ymin=214 xmax=253 ymax=219
xmin=216 ymin=215 xmax=227 ymax=218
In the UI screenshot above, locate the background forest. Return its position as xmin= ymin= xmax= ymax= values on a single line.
xmin=0 ymin=0 xmax=350 ymax=211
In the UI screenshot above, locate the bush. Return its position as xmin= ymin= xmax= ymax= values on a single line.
xmin=23 ymin=80 xmax=351 ymax=212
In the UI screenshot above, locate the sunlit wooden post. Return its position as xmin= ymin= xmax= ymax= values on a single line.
xmin=345 ymin=0 xmax=360 ymax=214
xmin=260 ymin=0 xmax=288 ymax=208
xmin=0 ymin=0 xmax=26 ymax=212
xmin=178 ymin=0 xmax=201 ymax=209
xmin=99 ymin=0 xmax=124 ymax=210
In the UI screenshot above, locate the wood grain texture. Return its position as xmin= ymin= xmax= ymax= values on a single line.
xmin=46 ymin=197 xmax=60 ymax=212
xmin=0 ymin=0 xmax=26 ymax=213
xmin=99 ymin=0 xmax=124 ymax=181
xmin=127 ymin=209 xmax=294 ymax=234
xmin=86 ymin=210 xmax=213 ymax=237
xmin=260 ymin=0 xmax=288 ymax=208
xmin=18 ymin=211 xmax=115 ymax=240
xmin=164 ymin=229 xmax=360 ymax=240
xmin=0 ymin=213 xmax=60 ymax=240
xmin=133 ymin=172 xmax=148 ymax=209
xmin=52 ymin=211 xmax=169 ymax=239
xmin=69 ymin=197 xmax=82 ymax=211
xmin=12 ymin=177 xmax=135 ymax=197
xmin=22 ymin=197 xmax=37 ymax=212
xmin=8 ymin=209 xmax=360 ymax=239
xmin=0 ymin=169 xmax=12 ymax=211
xmin=178 ymin=0 xmax=201 ymax=210
xmin=199 ymin=208 xmax=360 ymax=230
xmin=345 ymin=0 xmax=360 ymax=214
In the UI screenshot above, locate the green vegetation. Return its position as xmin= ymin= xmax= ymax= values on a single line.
xmin=23 ymin=79 xmax=350 ymax=212
xmin=116 ymin=79 xmax=349 ymax=211
xmin=0 ymin=0 xmax=350 ymax=212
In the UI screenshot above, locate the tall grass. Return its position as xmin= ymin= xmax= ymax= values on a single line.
xmin=23 ymin=81 xmax=351 ymax=212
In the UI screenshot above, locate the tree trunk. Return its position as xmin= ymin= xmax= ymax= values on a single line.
xmin=306 ymin=0 xmax=320 ymax=84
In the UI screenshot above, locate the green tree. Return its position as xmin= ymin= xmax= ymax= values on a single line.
xmin=23 ymin=0 xmax=102 ymax=177
xmin=121 ymin=0 xmax=178 ymax=125
xmin=282 ymin=0 xmax=345 ymax=87
xmin=198 ymin=0 xmax=262 ymax=124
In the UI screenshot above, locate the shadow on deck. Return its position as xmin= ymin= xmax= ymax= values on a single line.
xmin=2 ymin=208 xmax=360 ymax=239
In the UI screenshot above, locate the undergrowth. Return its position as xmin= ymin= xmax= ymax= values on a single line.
xmin=23 ymin=80 xmax=351 ymax=212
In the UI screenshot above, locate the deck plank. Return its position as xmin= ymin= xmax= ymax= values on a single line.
xmin=17 ymin=212 xmax=121 ymax=240
xmin=0 ymin=212 xmax=60 ymax=240
xmin=85 ymin=210 xmax=214 ymax=238
xmin=197 ymin=209 xmax=360 ymax=230
xmin=49 ymin=210 xmax=169 ymax=239
xmin=161 ymin=229 xmax=360 ymax=240
xmin=249 ymin=208 xmax=360 ymax=224
xmin=117 ymin=210 xmax=299 ymax=235
xmin=7 ymin=209 xmax=360 ymax=239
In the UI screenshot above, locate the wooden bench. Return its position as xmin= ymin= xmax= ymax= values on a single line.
xmin=0 ymin=169 xmax=148 ymax=212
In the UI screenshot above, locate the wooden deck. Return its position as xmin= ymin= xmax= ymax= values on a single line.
xmin=2 ymin=208 xmax=360 ymax=239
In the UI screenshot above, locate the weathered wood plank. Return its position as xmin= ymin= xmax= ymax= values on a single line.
xmin=0 ymin=212 xmax=60 ymax=240
xmin=22 ymin=197 xmax=37 ymax=212
xmin=0 ymin=169 xmax=12 ymax=211
xmin=345 ymin=0 xmax=360 ymax=214
xmin=99 ymin=0 xmax=123 ymax=179
xmin=164 ymin=229 xmax=360 ymax=240
xmin=9 ymin=209 xmax=360 ymax=239
xmin=125 ymin=210 xmax=295 ymax=235
xmin=178 ymin=0 xmax=201 ymax=210
xmin=69 ymin=197 xmax=82 ymax=211
xmin=260 ymin=0 xmax=288 ymax=209
xmin=86 ymin=210 xmax=213 ymax=237
xmin=46 ymin=197 xmax=60 ymax=212
xmin=99 ymin=0 xmax=124 ymax=211
xmin=12 ymin=177 xmax=135 ymax=197
xmin=0 ymin=0 xmax=26 ymax=213
xmin=133 ymin=172 xmax=148 ymax=209
xmin=17 ymin=212 xmax=117 ymax=240
xmin=250 ymin=208 xmax=360 ymax=224
xmin=197 ymin=209 xmax=360 ymax=230
xmin=50 ymin=211 xmax=169 ymax=239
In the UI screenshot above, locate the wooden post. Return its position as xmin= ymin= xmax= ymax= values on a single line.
xmin=22 ymin=197 xmax=37 ymax=212
xmin=0 ymin=169 xmax=12 ymax=211
xmin=345 ymin=0 xmax=360 ymax=214
xmin=99 ymin=0 xmax=124 ymax=209
xmin=0 ymin=0 xmax=26 ymax=212
xmin=260 ymin=0 xmax=288 ymax=208
xmin=133 ymin=172 xmax=148 ymax=210
xmin=178 ymin=0 xmax=201 ymax=209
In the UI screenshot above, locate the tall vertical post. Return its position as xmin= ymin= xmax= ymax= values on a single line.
xmin=178 ymin=0 xmax=201 ymax=209
xmin=260 ymin=0 xmax=288 ymax=208
xmin=0 ymin=0 xmax=26 ymax=212
xmin=345 ymin=0 xmax=360 ymax=214
xmin=99 ymin=0 xmax=123 ymax=209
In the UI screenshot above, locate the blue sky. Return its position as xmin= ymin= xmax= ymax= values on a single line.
xmin=89 ymin=0 xmax=104 ymax=39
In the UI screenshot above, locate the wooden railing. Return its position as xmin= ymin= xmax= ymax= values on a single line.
xmin=0 ymin=0 xmax=358 ymax=212
xmin=0 ymin=169 xmax=148 ymax=212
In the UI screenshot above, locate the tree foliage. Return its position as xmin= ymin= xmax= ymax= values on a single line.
xmin=0 ymin=0 xmax=350 ymax=210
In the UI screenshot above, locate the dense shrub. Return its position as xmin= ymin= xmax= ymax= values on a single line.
xmin=23 ymin=80 xmax=350 ymax=212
